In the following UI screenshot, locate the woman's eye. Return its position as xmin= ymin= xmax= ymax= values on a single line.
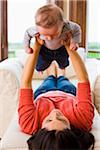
xmin=47 ymin=119 xmax=52 ymax=122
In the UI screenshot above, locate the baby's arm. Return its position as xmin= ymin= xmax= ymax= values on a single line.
xmin=68 ymin=21 xmax=81 ymax=51
xmin=24 ymin=26 xmax=38 ymax=53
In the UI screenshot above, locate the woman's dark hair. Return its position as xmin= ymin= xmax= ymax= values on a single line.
xmin=27 ymin=127 xmax=95 ymax=150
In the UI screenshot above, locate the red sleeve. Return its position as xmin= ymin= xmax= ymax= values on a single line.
xmin=74 ymin=82 xmax=94 ymax=131
xmin=18 ymin=89 xmax=38 ymax=134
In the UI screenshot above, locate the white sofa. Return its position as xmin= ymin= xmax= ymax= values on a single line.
xmin=0 ymin=48 xmax=100 ymax=150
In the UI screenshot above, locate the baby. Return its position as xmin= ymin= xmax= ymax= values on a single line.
xmin=24 ymin=4 xmax=81 ymax=71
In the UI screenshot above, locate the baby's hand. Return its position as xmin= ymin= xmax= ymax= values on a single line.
xmin=69 ymin=41 xmax=79 ymax=51
xmin=24 ymin=46 xmax=33 ymax=54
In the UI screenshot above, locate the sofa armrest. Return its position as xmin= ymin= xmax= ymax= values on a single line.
xmin=0 ymin=111 xmax=30 ymax=150
xmin=0 ymin=58 xmax=23 ymax=83
xmin=84 ymin=58 xmax=100 ymax=114
xmin=0 ymin=109 xmax=100 ymax=150
xmin=92 ymin=74 xmax=100 ymax=114
xmin=0 ymin=58 xmax=23 ymax=138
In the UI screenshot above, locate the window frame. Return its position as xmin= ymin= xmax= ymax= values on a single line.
xmin=69 ymin=0 xmax=87 ymax=48
xmin=0 ymin=0 xmax=8 ymax=61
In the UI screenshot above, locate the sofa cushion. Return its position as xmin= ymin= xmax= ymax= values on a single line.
xmin=0 ymin=109 xmax=100 ymax=150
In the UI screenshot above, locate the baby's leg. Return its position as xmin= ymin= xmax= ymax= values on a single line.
xmin=46 ymin=61 xmax=57 ymax=77
xmin=56 ymin=66 xmax=65 ymax=78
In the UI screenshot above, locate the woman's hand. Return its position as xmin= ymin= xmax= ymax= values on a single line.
xmin=25 ymin=33 xmax=44 ymax=53
xmin=35 ymin=33 xmax=44 ymax=46
xmin=61 ymin=31 xmax=78 ymax=51
xmin=61 ymin=31 xmax=72 ymax=51
xmin=32 ymin=33 xmax=44 ymax=53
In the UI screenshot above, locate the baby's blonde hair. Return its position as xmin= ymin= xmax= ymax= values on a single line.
xmin=35 ymin=4 xmax=63 ymax=28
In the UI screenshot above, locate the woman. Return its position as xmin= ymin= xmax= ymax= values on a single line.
xmin=18 ymin=34 xmax=95 ymax=150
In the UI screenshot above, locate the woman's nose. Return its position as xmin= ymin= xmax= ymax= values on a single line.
xmin=51 ymin=112 xmax=59 ymax=119
xmin=45 ymin=36 xmax=52 ymax=40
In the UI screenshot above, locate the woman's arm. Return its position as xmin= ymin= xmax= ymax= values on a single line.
xmin=18 ymin=35 xmax=44 ymax=134
xmin=20 ymin=35 xmax=44 ymax=89
xmin=65 ymin=43 xmax=88 ymax=82
xmin=64 ymin=44 xmax=94 ymax=131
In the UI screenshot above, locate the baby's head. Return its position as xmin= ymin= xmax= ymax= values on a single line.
xmin=35 ymin=4 xmax=63 ymax=28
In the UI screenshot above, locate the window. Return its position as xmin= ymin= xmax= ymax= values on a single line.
xmin=87 ymin=0 xmax=100 ymax=58
xmin=8 ymin=0 xmax=47 ymax=58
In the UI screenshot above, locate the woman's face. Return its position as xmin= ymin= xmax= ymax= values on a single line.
xmin=42 ymin=109 xmax=70 ymax=131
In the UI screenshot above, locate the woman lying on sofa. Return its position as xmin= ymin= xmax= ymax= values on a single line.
xmin=18 ymin=34 xmax=95 ymax=150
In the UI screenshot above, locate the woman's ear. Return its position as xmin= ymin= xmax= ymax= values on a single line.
xmin=88 ymin=133 xmax=95 ymax=150
xmin=27 ymin=135 xmax=35 ymax=150
xmin=72 ymin=127 xmax=95 ymax=150
xmin=78 ymin=131 xmax=95 ymax=149
xmin=81 ymin=132 xmax=95 ymax=149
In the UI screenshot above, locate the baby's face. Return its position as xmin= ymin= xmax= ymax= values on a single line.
xmin=42 ymin=109 xmax=70 ymax=131
xmin=37 ymin=23 xmax=63 ymax=40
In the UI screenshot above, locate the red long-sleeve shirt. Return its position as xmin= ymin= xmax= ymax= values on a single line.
xmin=18 ymin=82 xmax=94 ymax=135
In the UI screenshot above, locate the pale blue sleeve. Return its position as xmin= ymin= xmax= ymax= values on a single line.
xmin=24 ymin=26 xmax=38 ymax=48
xmin=68 ymin=21 xmax=82 ymax=43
